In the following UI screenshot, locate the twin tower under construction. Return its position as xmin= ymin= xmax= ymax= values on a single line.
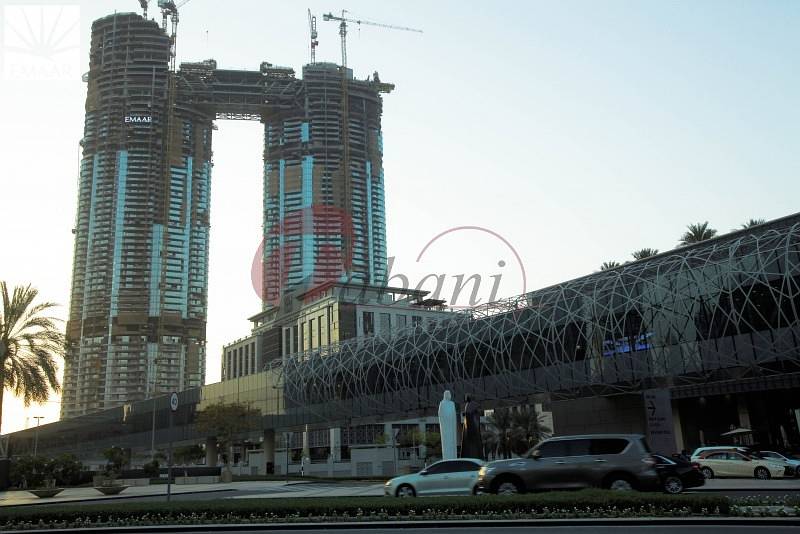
xmin=62 ymin=12 xmax=392 ymax=418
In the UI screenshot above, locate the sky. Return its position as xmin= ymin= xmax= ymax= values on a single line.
xmin=0 ymin=0 xmax=798 ymax=434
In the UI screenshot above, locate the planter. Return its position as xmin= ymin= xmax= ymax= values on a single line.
xmin=29 ymin=488 xmax=64 ymax=498
xmin=94 ymin=485 xmax=129 ymax=495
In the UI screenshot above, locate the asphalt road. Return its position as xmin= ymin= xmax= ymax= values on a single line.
xmin=168 ymin=527 xmax=800 ymax=534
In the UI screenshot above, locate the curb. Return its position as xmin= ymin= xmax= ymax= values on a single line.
xmin=9 ymin=517 xmax=800 ymax=533
xmin=1 ymin=488 xmax=236 ymax=508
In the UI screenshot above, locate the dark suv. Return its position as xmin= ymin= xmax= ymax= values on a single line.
xmin=477 ymin=434 xmax=659 ymax=494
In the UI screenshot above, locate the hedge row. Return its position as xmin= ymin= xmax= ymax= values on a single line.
xmin=0 ymin=490 xmax=730 ymax=529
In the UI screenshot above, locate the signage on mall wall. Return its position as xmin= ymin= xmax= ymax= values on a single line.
xmin=644 ymin=389 xmax=676 ymax=453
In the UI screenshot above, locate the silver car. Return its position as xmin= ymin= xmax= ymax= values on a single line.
xmin=477 ymin=434 xmax=660 ymax=494
xmin=384 ymin=458 xmax=485 ymax=497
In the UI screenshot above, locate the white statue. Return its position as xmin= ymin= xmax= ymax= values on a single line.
xmin=438 ymin=390 xmax=457 ymax=460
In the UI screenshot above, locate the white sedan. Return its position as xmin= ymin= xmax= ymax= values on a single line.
xmin=696 ymin=450 xmax=786 ymax=479
xmin=384 ymin=458 xmax=485 ymax=497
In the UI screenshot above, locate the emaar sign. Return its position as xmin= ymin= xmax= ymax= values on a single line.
xmin=124 ymin=115 xmax=152 ymax=124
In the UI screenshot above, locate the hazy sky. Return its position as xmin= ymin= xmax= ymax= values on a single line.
xmin=0 ymin=0 xmax=798 ymax=434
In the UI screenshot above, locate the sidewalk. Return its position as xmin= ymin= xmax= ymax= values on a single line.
xmin=0 ymin=480 xmax=309 ymax=507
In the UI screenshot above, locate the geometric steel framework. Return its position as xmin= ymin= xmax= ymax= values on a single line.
xmin=275 ymin=213 xmax=800 ymax=423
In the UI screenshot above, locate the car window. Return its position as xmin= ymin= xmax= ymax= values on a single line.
xmin=728 ymin=453 xmax=745 ymax=461
xmin=566 ymin=439 xmax=591 ymax=456
xmin=590 ymin=438 xmax=629 ymax=455
xmin=761 ymin=452 xmax=780 ymax=459
xmin=706 ymin=453 xmax=726 ymax=460
xmin=450 ymin=460 xmax=481 ymax=472
xmin=424 ymin=462 xmax=450 ymax=474
xmin=536 ymin=440 xmax=568 ymax=458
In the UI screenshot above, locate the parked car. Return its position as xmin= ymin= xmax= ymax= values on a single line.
xmin=384 ymin=458 xmax=485 ymax=497
xmin=476 ymin=434 xmax=660 ymax=494
xmin=651 ymin=453 xmax=705 ymax=494
xmin=694 ymin=450 xmax=786 ymax=479
xmin=754 ymin=451 xmax=800 ymax=477
xmin=690 ymin=446 xmax=750 ymax=459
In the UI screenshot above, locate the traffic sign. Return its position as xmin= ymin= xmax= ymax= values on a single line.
xmin=169 ymin=392 xmax=179 ymax=412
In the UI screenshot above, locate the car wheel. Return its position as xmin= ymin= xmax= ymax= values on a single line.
xmin=700 ymin=467 xmax=714 ymax=479
xmin=396 ymin=484 xmax=416 ymax=497
xmin=605 ymin=476 xmax=635 ymax=491
xmin=494 ymin=478 xmax=523 ymax=495
xmin=663 ymin=476 xmax=684 ymax=494
xmin=754 ymin=467 xmax=771 ymax=480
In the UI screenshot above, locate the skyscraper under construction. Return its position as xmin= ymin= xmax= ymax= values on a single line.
xmin=62 ymin=11 xmax=392 ymax=418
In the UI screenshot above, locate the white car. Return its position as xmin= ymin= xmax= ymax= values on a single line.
xmin=690 ymin=446 xmax=749 ymax=459
xmin=756 ymin=451 xmax=800 ymax=477
xmin=384 ymin=458 xmax=485 ymax=497
xmin=695 ymin=450 xmax=786 ymax=479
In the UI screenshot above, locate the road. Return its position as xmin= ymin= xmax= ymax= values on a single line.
xmin=159 ymin=527 xmax=800 ymax=534
xmin=3 ymin=478 xmax=799 ymax=507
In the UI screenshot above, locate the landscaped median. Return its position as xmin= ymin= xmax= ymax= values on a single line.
xmin=3 ymin=490 xmax=795 ymax=530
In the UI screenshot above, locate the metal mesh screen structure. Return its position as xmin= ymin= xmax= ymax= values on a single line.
xmin=274 ymin=214 xmax=800 ymax=423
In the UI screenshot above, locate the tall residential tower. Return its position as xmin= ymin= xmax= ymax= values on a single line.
xmin=62 ymin=12 xmax=392 ymax=417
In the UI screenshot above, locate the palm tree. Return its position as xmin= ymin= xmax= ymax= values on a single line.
xmin=679 ymin=222 xmax=717 ymax=246
xmin=0 ymin=282 xmax=64 ymax=434
xmin=631 ymin=248 xmax=659 ymax=260
xmin=509 ymin=406 xmax=552 ymax=456
xmin=600 ymin=261 xmax=622 ymax=271
xmin=741 ymin=218 xmax=766 ymax=229
xmin=484 ymin=407 xmax=514 ymax=459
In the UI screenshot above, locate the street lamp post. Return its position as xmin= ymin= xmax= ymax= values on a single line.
xmin=32 ymin=416 xmax=44 ymax=456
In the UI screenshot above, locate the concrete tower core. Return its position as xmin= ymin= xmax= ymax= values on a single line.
xmin=62 ymin=12 xmax=392 ymax=418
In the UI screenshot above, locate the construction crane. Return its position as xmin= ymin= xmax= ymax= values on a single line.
xmin=322 ymin=10 xmax=422 ymax=67
xmin=308 ymin=9 xmax=319 ymax=64
xmin=157 ymin=0 xmax=192 ymax=71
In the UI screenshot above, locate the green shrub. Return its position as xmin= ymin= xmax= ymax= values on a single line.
xmin=0 ymin=489 xmax=730 ymax=529
xmin=49 ymin=454 xmax=83 ymax=486
xmin=142 ymin=459 xmax=160 ymax=478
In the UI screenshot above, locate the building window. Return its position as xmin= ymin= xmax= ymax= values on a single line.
xmin=380 ymin=313 xmax=391 ymax=335
xmin=412 ymin=315 xmax=422 ymax=327
xmin=299 ymin=323 xmax=305 ymax=352
xmin=318 ymin=314 xmax=324 ymax=348
xmin=397 ymin=315 xmax=407 ymax=328
xmin=309 ymin=318 xmax=315 ymax=349
xmin=326 ymin=306 xmax=333 ymax=345
xmin=363 ymin=311 xmax=374 ymax=336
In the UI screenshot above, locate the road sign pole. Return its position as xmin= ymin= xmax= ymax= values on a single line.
xmin=167 ymin=392 xmax=179 ymax=502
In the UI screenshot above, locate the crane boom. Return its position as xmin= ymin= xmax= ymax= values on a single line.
xmin=322 ymin=11 xmax=422 ymax=67
xmin=322 ymin=12 xmax=423 ymax=33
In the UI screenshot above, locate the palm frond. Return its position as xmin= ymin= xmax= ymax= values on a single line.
xmin=0 ymin=281 xmax=64 ymax=432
